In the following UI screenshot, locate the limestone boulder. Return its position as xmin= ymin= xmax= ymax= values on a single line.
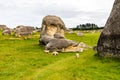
xmin=15 ymin=25 xmax=35 ymax=37
xmin=96 ymin=0 xmax=120 ymax=57
xmin=39 ymin=15 xmax=88 ymax=53
xmin=45 ymin=38 xmax=78 ymax=51
xmin=2 ymin=28 xmax=11 ymax=35
xmin=0 ymin=25 xmax=8 ymax=30
xmin=39 ymin=15 xmax=66 ymax=45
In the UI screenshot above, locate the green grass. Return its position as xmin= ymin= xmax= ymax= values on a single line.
xmin=0 ymin=30 xmax=120 ymax=80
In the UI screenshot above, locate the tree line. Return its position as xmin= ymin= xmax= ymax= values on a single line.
xmin=72 ymin=23 xmax=104 ymax=30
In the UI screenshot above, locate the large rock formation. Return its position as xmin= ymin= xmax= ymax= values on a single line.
xmin=45 ymin=38 xmax=79 ymax=51
xmin=40 ymin=15 xmax=85 ymax=52
xmin=15 ymin=25 xmax=35 ymax=37
xmin=0 ymin=25 xmax=8 ymax=30
xmin=97 ymin=0 xmax=120 ymax=57
xmin=39 ymin=15 xmax=66 ymax=45
xmin=2 ymin=28 xmax=11 ymax=35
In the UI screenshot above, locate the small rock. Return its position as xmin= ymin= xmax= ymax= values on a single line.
xmin=76 ymin=32 xmax=83 ymax=36
xmin=78 ymin=42 xmax=87 ymax=48
xmin=44 ymin=50 xmax=49 ymax=53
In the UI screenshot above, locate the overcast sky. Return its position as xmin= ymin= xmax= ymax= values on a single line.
xmin=0 ymin=0 xmax=114 ymax=28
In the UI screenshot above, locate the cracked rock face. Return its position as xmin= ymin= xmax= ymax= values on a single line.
xmin=97 ymin=0 xmax=120 ymax=57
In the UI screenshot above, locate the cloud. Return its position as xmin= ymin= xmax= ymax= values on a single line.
xmin=0 ymin=0 xmax=114 ymax=28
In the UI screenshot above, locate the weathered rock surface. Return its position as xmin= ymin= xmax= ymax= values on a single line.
xmin=2 ymin=29 xmax=11 ymax=35
xmin=0 ymin=25 xmax=8 ymax=30
xmin=97 ymin=0 xmax=120 ymax=57
xmin=15 ymin=25 xmax=35 ymax=37
xmin=40 ymin=15 xmax=87 ymax=52
xmin=45 ymin=38 xmax=78 ymax=51
xmin=39 ymin=15 xmax=66 ymax=45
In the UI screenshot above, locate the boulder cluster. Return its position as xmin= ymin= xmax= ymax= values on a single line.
xmin=39 ymin=15 xmax=87 ymax=53
xmin=0 ymin=25 xmax=39 ymax=37
xmin=0 ymin=15 xmax=89 ymax=54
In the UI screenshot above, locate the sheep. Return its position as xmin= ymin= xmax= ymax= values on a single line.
xmin=76 ymin=53 xmax=79 ymax=58
xmin=52 ymin=51 xmax=58 ymax=55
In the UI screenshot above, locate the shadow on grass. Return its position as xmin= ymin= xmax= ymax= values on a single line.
xmin=94 ymin=53 xmax=120 ymax=62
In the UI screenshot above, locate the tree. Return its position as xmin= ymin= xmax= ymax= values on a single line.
xmin=96 ymin=0 xmax=120 ymax=57
xmin=76 ymin=25 xmax=80 ymax=29
xmin=72 ymin=23 xmax=99 ymax=30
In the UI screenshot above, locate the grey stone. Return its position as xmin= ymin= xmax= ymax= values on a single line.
xmin=45 ymin=38 xmax=78 ymax=51
xmin=2 ymin=29 xmax=11 ymax=35
xmin=39 ymin=15 xmax=87 ymax=52
xmin=15 ymin=25 xmax=35 ymax=37
xmin=39 ymin=15 xmax=66 ymax=45
xmin=0 ymin=25 xmax=8 ymax=30
xmin=97 ymin=0 xmax=120 ymax=57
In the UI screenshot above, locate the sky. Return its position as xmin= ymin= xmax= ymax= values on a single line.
xmin=0 ymin=0 xmax=114 ymax=28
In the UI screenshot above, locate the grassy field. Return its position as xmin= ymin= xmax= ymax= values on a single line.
xmin=0 ymin=30 xmax=120 ymax=80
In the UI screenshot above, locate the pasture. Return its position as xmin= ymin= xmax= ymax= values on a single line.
xmin=0 ymin=30 xmax=120 ymax=80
